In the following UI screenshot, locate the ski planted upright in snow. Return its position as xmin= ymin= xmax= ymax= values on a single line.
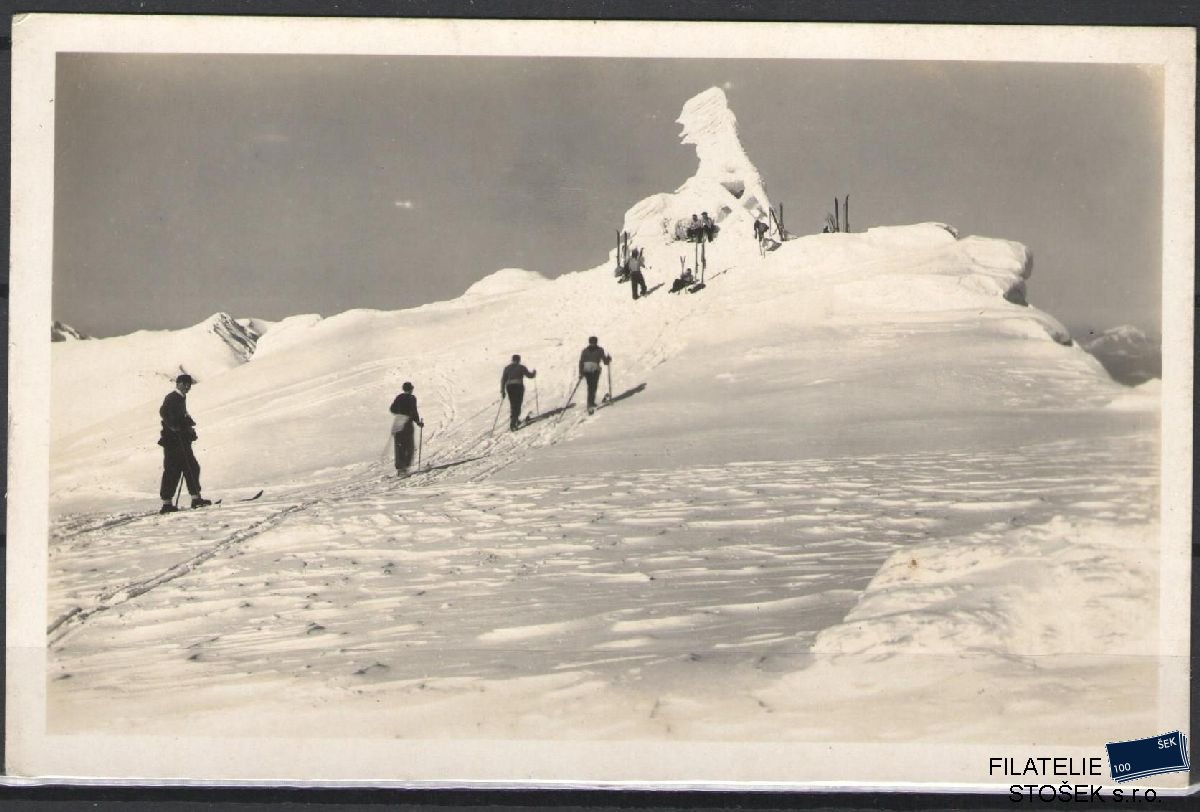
xmin=689 ymin=241 xmax=707 ymax=293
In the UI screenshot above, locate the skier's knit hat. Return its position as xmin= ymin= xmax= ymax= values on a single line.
xmin=402 ymin=381 xmax=414 ymax=391
xmin=176 ymin=374 xmax=194 ymax=385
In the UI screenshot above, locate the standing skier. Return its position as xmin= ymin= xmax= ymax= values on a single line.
xmin=627 ymin=247 xmax=649 ymax=300
xmin=389 ymin=381 xmax=425 ymax=474
xmin=157 ymin=373 xmax=212 ymax=514
xmin=501 ymin=354 xmax=537 ymax=431
xmin=754 ymin=216 xmax=769 ymax=247
xmin=578 ymin=336 xmax=612 ymax=415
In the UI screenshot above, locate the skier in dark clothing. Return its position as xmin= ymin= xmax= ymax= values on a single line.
xmin=627 ymin=248 xmax=649 ymax=300
xmin=578 ymin=336 xmax=612 ymax=415
xmin=389 ymin=381 xmax=425 ymax=474
xmin=685 ymin=213 xmax=702 ymax=242
xmin=700 ymin=212 xmax=717 ymax=241
xmin=753 ymin=216 xmax=769 ymax=243
xmin=501 ymin=355 xmax=537 ymax=431
xmin=157 ymin=373 xmax=212 ymax=513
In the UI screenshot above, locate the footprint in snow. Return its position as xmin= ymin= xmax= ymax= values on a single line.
xmin=354 ymin=662 xmax=389 ymax=676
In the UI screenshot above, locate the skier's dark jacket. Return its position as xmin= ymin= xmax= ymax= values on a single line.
xmin=578 ymin=345 xmax=611 ymax=376
xmin=501 ymin=363 xmax=536 ymax=393
xmin=389 ymin=392 xmax=421 ymax=423
xmin=158 ymin=390 xmax=197 ymax=446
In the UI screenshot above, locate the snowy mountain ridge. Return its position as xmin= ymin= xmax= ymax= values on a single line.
xmin=51 ymin=85 xmax=1118 ymax=506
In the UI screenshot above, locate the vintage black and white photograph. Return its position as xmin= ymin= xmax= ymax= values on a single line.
xmin=7 ymin=15 xmax=1193 ymax=788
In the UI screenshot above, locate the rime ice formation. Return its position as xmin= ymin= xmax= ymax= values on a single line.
xmin=620 ymin=87 xmax=771 ymax=273
xmin=677 ymin=86 xmax=771 ymax=213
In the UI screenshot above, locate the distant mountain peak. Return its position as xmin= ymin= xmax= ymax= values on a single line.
xmin=1081 ymin=325 xmax=1160 ymax=386
xmin=199 ymin=312 xmax=260 ymax=362
xmin=1083 ymin=324 xmax=1152 ymax=348
xmin=51 ymin=320 xmax=89 ymax=342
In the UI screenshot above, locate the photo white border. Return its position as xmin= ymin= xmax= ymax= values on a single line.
xmin=7 ymin=14 xmax=1194 ymax=789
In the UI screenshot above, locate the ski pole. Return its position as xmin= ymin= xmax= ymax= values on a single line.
xmin=417 ymin=424 xmax=423 ymax=468
xmin=534 ymin=375 xmax=540 ymax=416
xmin=564 ymin=376 xmax=582 ymax=409
xmin=606 ymin=362 xmax=613 ymax=402
xmin=173 ymin=475 xmax=184 ymax=509
xmin=491 ymin=395 xmax=504 ymax=432
xmin=558 ymin=376 xmax=582 ymax=422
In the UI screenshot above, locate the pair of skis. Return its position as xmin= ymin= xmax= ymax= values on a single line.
xmin=515 ymin=403 xmax=575 ymax=430
xmin=678 ymin=241 xmax=707 ymax=293
xmin=615 ymin=229 xmax=631 ymax=280
xmin=170 ymin=490 xmax=264 ymax=512
xmin=558 ymin=363 xmax=613 ymax=420
xmin=397 ymin=455 xmax=486 ymax=479
xmin=63 ymin=488 xmax=266 ymax=536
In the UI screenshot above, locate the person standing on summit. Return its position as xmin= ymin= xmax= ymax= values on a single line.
xmin=389 ymin=381 xmax=425 ymax=474
xmin=627 ymin=247 xmax=649 ymax=300
xmin=157 ymin=373 xmax=212 ymax=513
xmin=501 ymin=354 xmax=537 ymax=431
xmin=578 ymin=336 xmax=612 ymax=415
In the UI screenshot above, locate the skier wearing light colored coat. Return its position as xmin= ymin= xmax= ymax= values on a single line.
xmin=389 ymin=382 xmax=424 ymax=474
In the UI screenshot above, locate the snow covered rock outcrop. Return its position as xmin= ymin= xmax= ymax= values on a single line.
xmin=207 ymin=312 xmax=260 ymax=362
xmin=620 ymin=87 xmax=770 ymax=273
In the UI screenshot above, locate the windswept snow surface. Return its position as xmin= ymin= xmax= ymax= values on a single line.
xmin=43 ymin=87 xmax=1163 ymax=784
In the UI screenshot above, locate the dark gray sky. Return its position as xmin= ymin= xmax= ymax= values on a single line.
xmin=53 ymin=54 xmax=1162 ymax=338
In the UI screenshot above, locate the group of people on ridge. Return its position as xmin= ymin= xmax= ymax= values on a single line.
xmin=392 ymin=337 xmax=611 ymax=475
xmin=685 ymin=212 xmax=718 ymax=243
xmin=152 ymin=205 xmax=787 ymax=507
xmin=156 ymin=338 xmax=615 ymax=505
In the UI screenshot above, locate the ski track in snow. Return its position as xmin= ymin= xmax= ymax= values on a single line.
xmin=47 ymin=432 xmax=1155 ymax=736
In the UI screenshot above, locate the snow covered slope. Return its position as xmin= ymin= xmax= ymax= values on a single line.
xmin=40 ymin=86 xmax=1167 ymax=781
xmin=51 ymin=312 xmax=260 ymax=455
